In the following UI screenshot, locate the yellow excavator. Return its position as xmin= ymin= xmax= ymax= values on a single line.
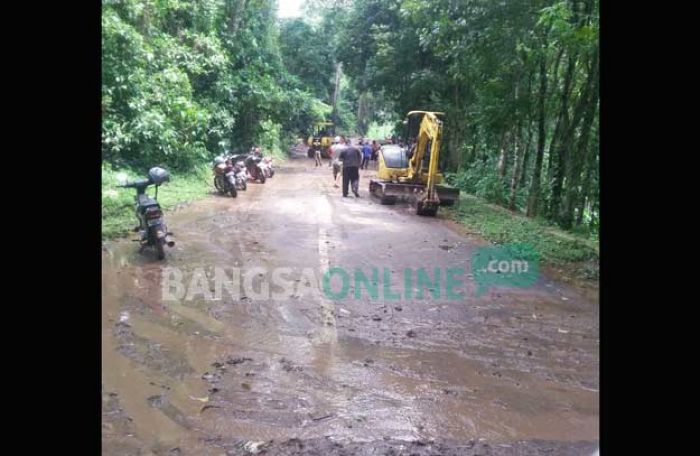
xmin=369 ymin=111 xmax=459 ymax=216
xmin=307 ymin=121 xmax=335 ymax=159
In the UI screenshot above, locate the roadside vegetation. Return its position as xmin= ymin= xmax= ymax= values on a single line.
xmin=445 ymin=194 xmax=598 ymax=285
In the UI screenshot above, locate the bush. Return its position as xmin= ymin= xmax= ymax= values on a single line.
xmin=447 ymin=156 xmax=508 ymax=205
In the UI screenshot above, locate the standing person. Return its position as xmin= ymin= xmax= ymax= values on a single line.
xmin=361 ymin=140 xmax=372 ymax=169
xmin=332 ymin=155 xmax=341 ymax=187
xmin=339 ymin=137 xmax=362 ymax=197
xmin=371 ymin=140 xmax=379 ymax=162
xmin=314 ymin=145 xmax=322 ymax=167
xmin=330 ymin=136 xmax=344 ymax=187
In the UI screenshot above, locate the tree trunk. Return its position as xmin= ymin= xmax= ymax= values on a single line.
xmin=518 ymin=72 xmax=534 ymax=189
xmin=561 ymin=53 xmax=599 ymax=228
xmin=497 ymin=132 xmax=508 ymax=178
xmin=470 ymin=132 xmax=479 ymax=165
xmin=560 ymin=98 xmax=596 ymax=228
xmin=509 ymin=126 xmax=522 ymax=210
xmin=446 ymin=124 xmax=463 ymax=172
xmin=577 ymin=105 xmax=599 ymax=226
xmin=526 ymin=55 xmax=548 ymax=217
xmin=508 ymin=76 xmax=524 ymax=210
xmin=228 ymin=0 xmax=247 ymax=35
xmin=519 ymin=120 xmax=533 ymax=189
xmin=447 ymin=84 xmax=464 ymax=171
xmin=545 ymin=48 xmax=565 ymax=185
xmin=548 ymin=53 xmax=577 ymax=221
xmin=331 ymin=62 xmax=342 ymax=126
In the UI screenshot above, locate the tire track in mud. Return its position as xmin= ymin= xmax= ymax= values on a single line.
xmin=313 ymin=197 xmax=337 ymax=345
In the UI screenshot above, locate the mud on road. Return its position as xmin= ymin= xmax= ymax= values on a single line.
xmin=102 ymin=150 xmax=599 ymax=455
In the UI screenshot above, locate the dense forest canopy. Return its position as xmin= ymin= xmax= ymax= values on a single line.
xmin=102 ymin=0 xmax=599 ymax=233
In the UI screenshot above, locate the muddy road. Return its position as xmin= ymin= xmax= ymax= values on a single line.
xmin=102 ymin=149 xmax=599 ymax=455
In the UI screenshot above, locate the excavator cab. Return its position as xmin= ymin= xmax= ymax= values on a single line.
xmin=369 ymin=111 xmax=460 ymax=216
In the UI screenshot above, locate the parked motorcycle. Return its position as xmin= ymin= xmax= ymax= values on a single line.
xmin=228 ymin=154 xmax=249 ymax=190
xmin=260 ymin=156 xmax=275 ymax=178
xmin=119 ymin=167 xmax=174 ymax=260
xmin=212 ymin=156 xmax=238 ymax=197
xmin=233 ymin=160 xmax=247 ymax=191
xmin=244 ymin=154 xmax=266 ymax=183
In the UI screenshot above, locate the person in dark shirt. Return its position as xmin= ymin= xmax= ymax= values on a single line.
xmin=338 ymin=137 xmax=362 ymax=197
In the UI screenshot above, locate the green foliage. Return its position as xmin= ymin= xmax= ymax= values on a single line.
xmin=257 ymin=120 xmax=290 ymax=161
xmin=279 ymin=3 xmax=361 ymax=137
xmin=278 ymin=18 xmax=335 ymax=101
xmin=366 ymin=121 xmax=394 ymax=140
xmin=445 ymin=195 xmax=598 ymax=270
xmin=447 ymin=157 xmax=507 ymax=206
xmin=102 ymin=0 xmax=324 ymax=171
xmin=102 ymin=4 xmax=216 ymax=170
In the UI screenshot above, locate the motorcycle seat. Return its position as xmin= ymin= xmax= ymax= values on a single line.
xmin=138 ymin=194 xmax=158 ymax=208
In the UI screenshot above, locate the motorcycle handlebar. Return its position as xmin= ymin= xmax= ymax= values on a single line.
xmin=118 ymin=178 xmax=152 ymax=189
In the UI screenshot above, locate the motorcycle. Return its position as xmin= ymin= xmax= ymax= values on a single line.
xmin=244 ymin=154 xmax=266 ymax=183
xmin=119 ymin=167 xmax=175 ymax=260
xmin=260 ymin=156 xmax=275 ymax=178
xmin=227 ymin=154 xmax=250 ymax=190
xmin=233 ymin=159 xmax=248 ymax=191
xmin=212 ymin=156 xmax=238 ymax=197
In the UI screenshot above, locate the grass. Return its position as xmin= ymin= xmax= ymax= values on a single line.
xmin=102 ymin=163 xmax=211 ymax=240
xmin=444 ymin=194 xmax=599 ymax=280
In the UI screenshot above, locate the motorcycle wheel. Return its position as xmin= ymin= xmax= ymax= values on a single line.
xmin=230 ymin=185 xmax=237 ymax=198
xmin=214 ymin=176 xmax=224 ymax=193
xmin=156 ymin=240 xmax=165 ymax=260
xmin=241 ymin=179 xmax=247 ymax=191
xmin=259 ymin=173 xmax=266 ymax=184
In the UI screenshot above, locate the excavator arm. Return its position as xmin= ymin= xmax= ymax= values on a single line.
xmin=407 ymin=113 xmax=438 ymax=173
xmin=406 ymin=111 xmax=445 ymax=215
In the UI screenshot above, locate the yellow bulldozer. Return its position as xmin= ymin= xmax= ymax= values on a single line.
xmin=369 ymin=111 xmax=460 ymax=216
xmin=307 ymin=121 xmax=335 ymax=159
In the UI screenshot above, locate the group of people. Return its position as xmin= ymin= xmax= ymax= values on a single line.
xmin=325 ymin=136 xmax=379 ymax=198
xmin=361 ymin=139 xmax=380 ymax=169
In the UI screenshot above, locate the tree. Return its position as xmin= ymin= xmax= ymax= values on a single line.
xmin=331 ymin=0 xmax=598 ymax=231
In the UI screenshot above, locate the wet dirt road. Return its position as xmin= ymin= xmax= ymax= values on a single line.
xmin=102 ymin=150 xmax=599 ymax=455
